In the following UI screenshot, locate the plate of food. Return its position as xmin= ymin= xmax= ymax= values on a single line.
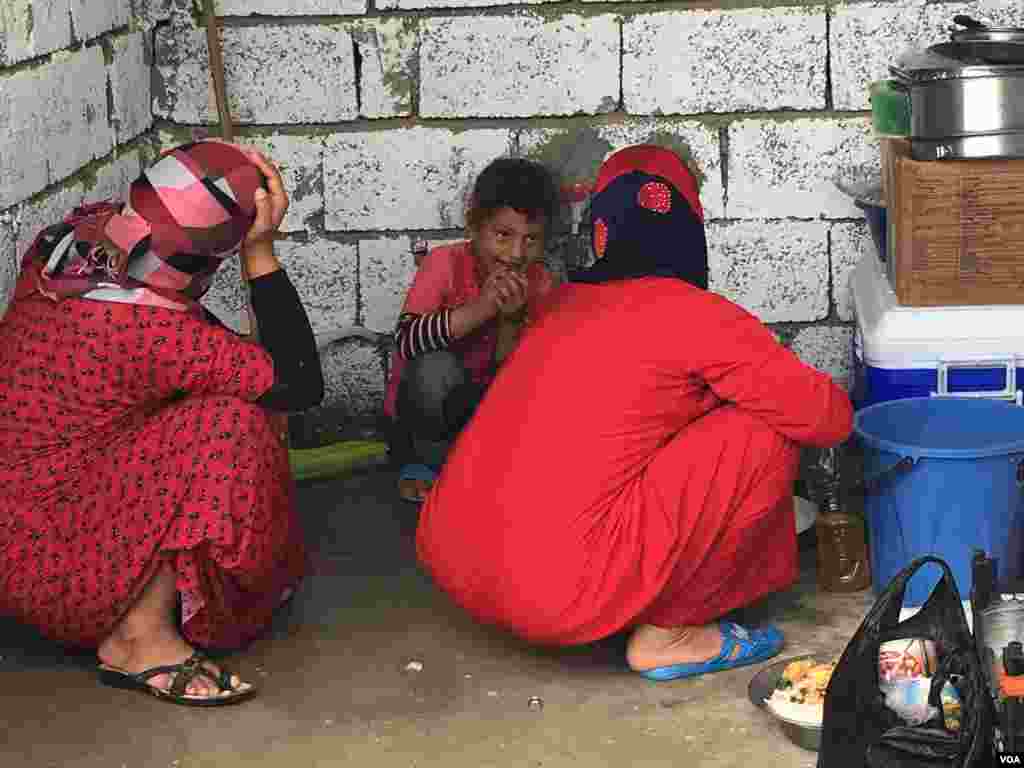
xmin=749 ymin=655 xmax=838 ymax=752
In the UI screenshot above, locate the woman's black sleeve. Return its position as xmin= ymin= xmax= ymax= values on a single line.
xmin=249 ymin=269 xmax=325 ymax=412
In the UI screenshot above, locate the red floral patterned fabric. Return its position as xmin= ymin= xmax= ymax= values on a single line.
xmin=0 ymin=272 xmax=305 ymax=650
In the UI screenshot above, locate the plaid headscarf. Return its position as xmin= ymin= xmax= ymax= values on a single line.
xmin=16 ymin=141 xmax=264 ymax=316
xmin=573 ymin=144 xmax=708 ymax=289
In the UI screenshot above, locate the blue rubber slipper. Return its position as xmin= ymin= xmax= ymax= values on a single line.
xmin=638 ymin=621 xmax=784 ymax=682
xmin=398 ymin=463 xmax=437 ymax=503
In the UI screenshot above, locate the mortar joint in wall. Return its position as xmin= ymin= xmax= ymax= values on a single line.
xmin=352 ymin=37 xmax=364 ymax=116
xmin=823 ymin=4 xmax=834 ymax=112
xmin=825 ymin=225 xmax=836 ymax=317
xmin=304 ymin=211 xmax=328 ymax=240
xmin=0 ymin=33 xmax=111 ymax=78
xmin=106 ymin=77 xmax=118 ymax=144
xmin=617 ymin=16 xmax=624 ymax=113
xmin=354 ymin=240 xmax=364 ymax=327
xmin=718 ymin=125 xmax=729 ymax=217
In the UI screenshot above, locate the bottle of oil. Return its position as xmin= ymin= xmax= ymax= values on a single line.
xmin=814 ymin=448 xmax=872 ymax=592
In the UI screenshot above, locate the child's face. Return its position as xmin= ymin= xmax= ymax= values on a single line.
xmin=472 ymin=207 xmax=545 ymax=278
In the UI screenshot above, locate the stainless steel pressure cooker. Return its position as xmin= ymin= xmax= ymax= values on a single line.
xmin=890 ymin=16 xmax=1024 ymax=160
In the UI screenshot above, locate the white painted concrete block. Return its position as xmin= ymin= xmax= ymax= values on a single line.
xmin=87 ymin=149 xmax=143 ymax=203
xmin=353 ymin=18 xmax=417 ymax=119
xmin=0 ymin=45 xmax=112 ymax=209
xmin=830 ymin=221 xmax=874 ymax=322
xmin=791 ymin=325 xmax=854 ymax=386
xmin=276 ymin=238 xmax=357 ymax=336
xmin=246 ymin=134 xmax=324 ymax=233
xmin=1 ymin=0 xmax=71 ymax=65
xmin=110 ymin=31 xmax=153 ymax=144
xmin=831 ymin=1 xmax=942 ymax=112
xmin=624 ymin=7 xmax=826 ymax=114
xmin=154 ymin=25 xmax=357 ymax=124
xmin=319 ymin=338 xmax=385 ymax=418
xmin=0 ymin=72 xmax=48 ymax=208
xmin=204 ymin=239 xmax=357 ymax=335
xmin=518 ymin=119 xmax=724 ymax=220
xmin=708 ymin=220 xmax=830 ymax=323
xmin=831 ymin=0 xmax=1024 ymax=111
xmin=0 ymin=215 xmax=17 ymax=321
xmin=975 ymin=0 xmax=1024 ymax=26
xmin=359 ymin=236 xmax=418 ymax=334
xmin=43 ymin=47 xmax=114 ymax=192
xmin=217 ymin=0 xmax=367 ymax=15
xmin=727 ymin=118 xmax=878 ymax=219
xmin=201 ymin=253 xmax=247 ymax=333
xmin=131 ymin=0 xmax=172 ymax=30
xmin=420 ymin=14 xmax=619 ymax=118
xmin=71 ymin=0 xmax=130 ymax=42
xmin=323 ymin=127 xmax=513 ymax=231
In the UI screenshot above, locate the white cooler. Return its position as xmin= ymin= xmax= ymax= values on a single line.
xmin=850 ymin=255 xmax=1024 ymax=410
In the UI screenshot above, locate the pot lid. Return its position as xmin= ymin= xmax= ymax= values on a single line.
xmin=953 ymin=28 xmax=1024 ymax=43
xmin=949 ymin=14 xmax=1024 ymax=44
xmin=891 ymin=47 xmax=1024 ymax=82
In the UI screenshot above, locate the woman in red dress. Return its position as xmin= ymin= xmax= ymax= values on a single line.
xmin=416 ymin=145 xmax=853 ymax=679
xmin=0 ymin=142 xmax=322 ymax=704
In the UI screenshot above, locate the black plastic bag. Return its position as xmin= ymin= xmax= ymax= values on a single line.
xmin=817 ymin=556 xmax=992 ymax=768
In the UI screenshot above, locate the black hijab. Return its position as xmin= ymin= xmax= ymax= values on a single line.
xmin=572 ymin=144 xmax=708 ymax=289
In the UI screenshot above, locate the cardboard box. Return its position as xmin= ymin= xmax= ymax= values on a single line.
xmin=882 ymin=138 xmax=1024 ymax=306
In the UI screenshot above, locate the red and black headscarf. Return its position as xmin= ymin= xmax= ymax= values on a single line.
xmin=573 ymin=145 xmax=708 ymax=289
xmin=16 ymin=140 xmax=264 ymax=317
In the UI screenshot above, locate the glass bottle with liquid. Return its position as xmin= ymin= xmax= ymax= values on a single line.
xmin=814 ymin=447 xmax=872 ymax=592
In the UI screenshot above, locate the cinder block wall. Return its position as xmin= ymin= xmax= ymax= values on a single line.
xmin=4 ymin=0 xmax=1023 ymax=440
xmin=0 ymin=0 xmax=161 ymax=313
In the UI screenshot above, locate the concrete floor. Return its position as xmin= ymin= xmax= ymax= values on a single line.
xmin=0 ymin=467 xmax=876 ymax=768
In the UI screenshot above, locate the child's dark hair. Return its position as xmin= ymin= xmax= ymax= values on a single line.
xmin=465 ymin=157 xmax=561 ymax=235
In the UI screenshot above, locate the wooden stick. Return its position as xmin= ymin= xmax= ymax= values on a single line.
xmin=203 ymin=0 xmax=234 ymax=143
xmin=202 ymin=1 xmax=290 ymax=446
xmin=201 ymin=0 xmax=258 ymax=343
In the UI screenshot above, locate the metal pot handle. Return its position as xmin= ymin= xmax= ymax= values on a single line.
xmin=952 ymin=15 xmax=985 ymax=31
xmin=885 ymin=70 xmax=912 ymax=90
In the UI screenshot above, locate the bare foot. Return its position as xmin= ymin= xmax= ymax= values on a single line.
xmin=98 ymin=627 xmax=251 ymax=699
xmin=399 ymin=478 xmax=433 ymax=502
xmin=626 ymin=623 xmax=736 ymax=673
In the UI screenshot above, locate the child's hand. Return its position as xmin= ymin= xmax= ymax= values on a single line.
xmin=487 ymin=269 xmax=528 ymax=317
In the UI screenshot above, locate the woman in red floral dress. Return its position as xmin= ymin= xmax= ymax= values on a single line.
xmin=0 ymin=142 xmax=323 ymax=705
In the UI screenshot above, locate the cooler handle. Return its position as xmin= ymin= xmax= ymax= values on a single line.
xmin=931 ymin=360 xmax=1023 ymax=405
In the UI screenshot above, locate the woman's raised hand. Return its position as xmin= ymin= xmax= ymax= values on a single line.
xmin=243 ymin=150 xmax=289 ymax=247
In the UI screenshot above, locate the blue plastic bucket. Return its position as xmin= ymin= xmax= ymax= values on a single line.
xmin=854 ymin=397 xmax=1024 ymax=606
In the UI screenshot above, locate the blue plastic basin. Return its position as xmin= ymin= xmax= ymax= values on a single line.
xmin=854 ymin=397 xmax=1024 ymax=606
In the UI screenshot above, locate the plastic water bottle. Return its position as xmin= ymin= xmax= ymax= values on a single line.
xmin=814 ymin=448 xmax=872 ymax=592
